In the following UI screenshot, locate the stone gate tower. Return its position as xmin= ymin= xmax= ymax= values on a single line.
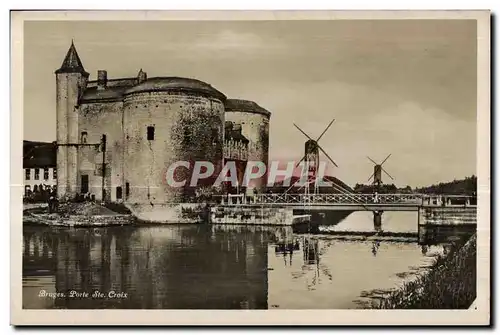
xmin=55 ymin=41 xmax=89 ymax=200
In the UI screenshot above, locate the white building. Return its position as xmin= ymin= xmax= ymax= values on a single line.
xmin=23 ymin=141 xmax=57 ymax=197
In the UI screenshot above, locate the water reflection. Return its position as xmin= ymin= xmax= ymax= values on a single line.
xmin=23 ymin=212 xmax=475 ymax=310
xmin=268 ymin=235 xmax=454 ymax=309
xmin=23 ymin=225 xmax=271 ymax=309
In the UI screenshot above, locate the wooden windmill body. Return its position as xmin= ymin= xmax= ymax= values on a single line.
xmin=294 ymin=119 xmax=338 ymax=196
xmin=367 ymin=154 xmax=394 ymax=191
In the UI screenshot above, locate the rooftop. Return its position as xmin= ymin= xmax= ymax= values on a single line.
xmin=23 ymin=141 xmax=57 ymax=169
xmin=124 ymin=77 xmax=226 ymax=101
xmin=81 ymin=85 xmax=132 ymax=103
xmin=224 ymin=99 xmax=271 ymax=117
xmin=55 ymin=41 xmax=89 ymax=76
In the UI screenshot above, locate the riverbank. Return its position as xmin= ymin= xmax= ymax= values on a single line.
xmin=23 ymin=202 xmax=135 ymax=227
xmin=372 ymin=233 xmax=476 ymax=309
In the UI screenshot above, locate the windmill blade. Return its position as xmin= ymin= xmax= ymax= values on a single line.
xmin=317 ymin=144 xmax=339 ymax=168
xmin=382 ymin=167 xmax=394 ymax=180
xmin=366 ymin=156 xmax=378 ymax=165
xmin=295 ymin=155 xmax=306 ymax=168
xmin=293 ymin=123 xmax=313 ymax=140
xmin=316 ymin=118 xmax=335 ymax=142
xmin=380 ymin=154 xmax=392 ymax=166
xmin=367 ymin=172 xmax=376 ymax=182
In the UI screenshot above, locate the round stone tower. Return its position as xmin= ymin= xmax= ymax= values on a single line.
xmin=55 ymin=41 xmax=89 ymax=200
xmin=224 ymin=99 xmax=271 ymax=193
xmin=122 ymin=77 xmax=226 ymax=204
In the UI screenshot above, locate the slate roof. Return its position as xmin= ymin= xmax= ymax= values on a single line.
xmin=225 ymin=129 xmax=249 ymax=144
xmin=124 ymin=77 xmax=226 ymax=101
xmin=23 ymin=141 xmax=57 ymax=169
xmin=225 ymin=99 xmax=271 ymax=117
xmin=80 ymin=85 xmax=132 ymax=103
xmin=55 ymin=41 xmax=89 ymax=76
xmin=225 ymin=121 xmax=249 ymax=144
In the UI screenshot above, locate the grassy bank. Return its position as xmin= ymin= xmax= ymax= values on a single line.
xmin=373 ymin=233 xmax=476 ymax=309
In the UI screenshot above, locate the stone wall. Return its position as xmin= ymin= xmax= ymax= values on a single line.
xmin=210 ymin=205 xmax=293 ymax=225
xmin=127 ymin=202 xmax=209 ymax=224
xmin=224 ymin=111 xmax=270 ymax=193
xmin=418 ymin=207 xmax=477 ymax=225
xmin=123 ymin=92 xmax=225 ymax=204
xmin=79 ymin=101 xmax=124 ymax=202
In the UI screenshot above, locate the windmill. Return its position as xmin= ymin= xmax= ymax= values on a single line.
xmin=293 ymin=119 xmax=339 ymax=195
xmin=366 ymin=154 xmax=394 ymax=190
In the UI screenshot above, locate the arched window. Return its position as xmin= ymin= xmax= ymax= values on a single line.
xmin=81 ymin=131 xmax=88 ymax=144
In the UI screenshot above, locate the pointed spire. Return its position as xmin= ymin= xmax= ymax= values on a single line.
xmin=55 ymin=41 xmax=89 ymax=76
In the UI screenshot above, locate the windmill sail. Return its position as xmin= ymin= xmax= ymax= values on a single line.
xmin=366 ymin=154 xmax=395 ymax=185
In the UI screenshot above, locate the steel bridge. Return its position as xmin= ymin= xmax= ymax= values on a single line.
xmin=218 ymin=193 xmax=476 ymax=212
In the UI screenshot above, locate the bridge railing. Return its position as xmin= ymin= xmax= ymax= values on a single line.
xmin=216 ymin=193 xmax=476 ymax=206
xmin=254 ymin=193 xmax=423 ymax=204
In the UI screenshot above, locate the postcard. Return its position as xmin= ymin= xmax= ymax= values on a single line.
xmin=11 ymin=10 xmax=490 ymax=326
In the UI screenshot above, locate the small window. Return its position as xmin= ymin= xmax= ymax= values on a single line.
xmin=125 ymin=182 xmax=130 ymax=198
xmin=25 ymin=169 xmax=30 ymax=180
xmin=116 ymin=186 xmax=123 ymax=200
xmin=211 ymin=127 xmax=218 ymax=146
xmin=147 ymin=126 xmax=155 ymax=140
xmin=43 ymin=168 xmax=49 ymax=180
xmin=53 ymin=168 xmax=57 ymax=179
xmin=35 ymin=169 xmax=40 ymax=180
xmin=81 ymin=131 xmax=88 ymax=144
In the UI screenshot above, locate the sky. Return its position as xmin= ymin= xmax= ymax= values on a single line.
xmin=23 ymin=20 xmax=477 ymax=188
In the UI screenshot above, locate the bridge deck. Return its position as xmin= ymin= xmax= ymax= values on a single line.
xmin=218 ymin=193 xmax=476 ymax=212
xmin=221 ymin=203 xmax=475 ymax=212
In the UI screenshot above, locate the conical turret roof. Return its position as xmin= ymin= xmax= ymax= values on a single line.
xmin=55 ymin=41 xmax=89 ymax=76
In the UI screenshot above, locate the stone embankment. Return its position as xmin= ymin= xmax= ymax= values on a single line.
xmin=23 ymin=202 xmax=135 ymax=227
xmin=210 ymin=205 xmax=294 ymax=225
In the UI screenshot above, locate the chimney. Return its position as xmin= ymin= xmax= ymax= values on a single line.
xmin=138 ymin=69 xmax=147 ymax=84
xmin=97 ymin=70 xmax=107 ymax=90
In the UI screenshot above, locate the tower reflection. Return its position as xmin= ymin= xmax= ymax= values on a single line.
xmin=23 ymin=224 xmax=271 ymax=309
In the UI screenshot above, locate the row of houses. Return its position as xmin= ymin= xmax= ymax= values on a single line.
xmin=23 ymin=141 xmax=57 ymax=198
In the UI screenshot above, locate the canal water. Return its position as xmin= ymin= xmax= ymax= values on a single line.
xmin=23 ymin=212 xmax=453 ymax=309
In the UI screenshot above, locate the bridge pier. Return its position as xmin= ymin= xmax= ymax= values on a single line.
xmin=373 ymin=210 xmax=383 ymax=232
